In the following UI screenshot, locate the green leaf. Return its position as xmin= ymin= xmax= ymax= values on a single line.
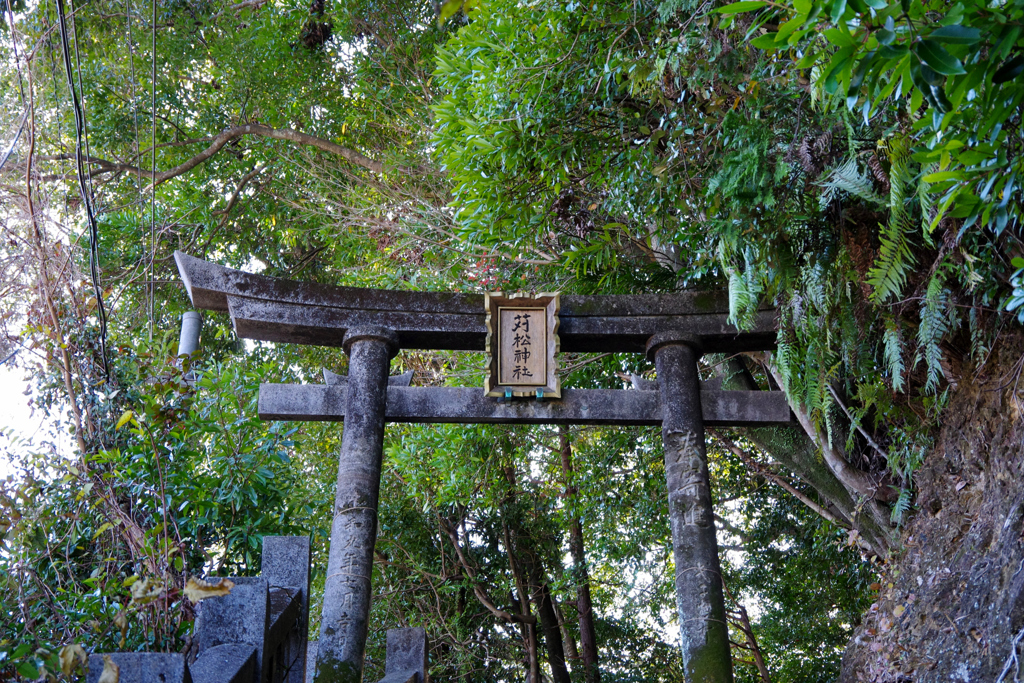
xmin=878 ymin=44 xmax=908 ymax=59
xmin=1011 ymin=257 xmax=1024 ymax=268
xmin=116 ymin=410 xmax=134 ymax=430
xmin=828 ymin=0 xmax=847 ymax=22
xmin=713 ymin=0 xmax=768 ymax=14
xmin=777 ymin=14 xmax=805 ymax=42
xmin=824 ymin=27 xmax=856 ymax=47
xmin=876 ymin=27 xmax=896 ymax=45
xmin=993 ymin=55 xmax=1024 ymax=84
xmin=923 ymin=170 xmax=964 ymax=183
xmin=929 ymin=84 xmax=952 ymax=113
xmin=796 ymin=49 xmax=820 ymax=68
xmin=847 ymin=51 xmax=877 ymax=105
xmin=16 ymin=662 xmax=39 ymax=679
xmin=821 ymin=44 xmax=858 ymax=94
xmin=438 ymin=0 xmax=463 ymax=26
xmin=927 ymin=25 xmax=981 ymax=45
xmin=750 ymin=33 xmax=781 ymax=48
xmin=92 ymin=521 xmax=115 ymax=539
xmin=915 ymin=39 xmax=966 ymax=76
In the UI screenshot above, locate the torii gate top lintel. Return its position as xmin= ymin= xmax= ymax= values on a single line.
xmin=174 ymin=251 xmax=777 ymax=354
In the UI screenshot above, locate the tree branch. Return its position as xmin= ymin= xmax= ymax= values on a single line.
xmin=826 ymin=383 xmax=891 ymax=461
xmin=213 ymin=162 xmax=271 ymax=220
xmin=29 ymin=124 xmax=385 ymax=186
xmin=764 ymin=359 xmax=898 ymax=504
xmin=440 ymin=518 xmax=537 ymax=626
xmin=711 ymin=429 xmax=852 ymax=529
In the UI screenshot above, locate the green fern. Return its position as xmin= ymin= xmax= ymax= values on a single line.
xmin=918 ymin=162 xmax=937 ymax=241
xmin=867 ymin=137 xmax=917 ymax=303
xmin=818 ymin=157 xmax=885 ymax=208
xmin=725 ymin=249 xmax=763 ymax=330
xmin=890 ymin=487 xmax=913 ymax=525
xmin=918 ymin=267 xmax=952 ymax=393
xmin=882 ymin=318 xmax=906 ymax=392
xmin=969 ymin=307 xmax=989 ymax=362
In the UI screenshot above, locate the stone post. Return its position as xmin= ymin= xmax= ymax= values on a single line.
xmin=177 ymin=311 xmax=202 ymax=357
xmin=647 ymin=332 xmax=733 ymax=683
xmin=315 ymin=326 xmax=399 ymax=683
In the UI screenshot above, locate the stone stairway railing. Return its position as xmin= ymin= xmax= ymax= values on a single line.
xmin=85 ymin=536 xmax=428 ymax=683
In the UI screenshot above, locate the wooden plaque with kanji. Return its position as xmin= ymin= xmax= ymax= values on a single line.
xmin=485 ymin=292 xmax=560 ymax=398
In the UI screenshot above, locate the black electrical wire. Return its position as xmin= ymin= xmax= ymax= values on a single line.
xmin=0 ymin=113 xmax=26 ymax=174
xmin=2 ymin=0 xmax=28 ymax=174
xmin=44 ymin=0 xmax=69 ymax=214
xmin=69 ymin=0 xmax=99 ymax=212
xmin=3 ymin=0 xmax=27 ymax=102
xmin=54 ymin=0 xmax=110 ymax=380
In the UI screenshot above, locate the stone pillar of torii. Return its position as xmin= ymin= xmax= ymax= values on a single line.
xmin=175 ymin=251 xmax=789 ymax=683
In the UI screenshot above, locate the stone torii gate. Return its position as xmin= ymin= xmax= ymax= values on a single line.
xmin=175 ymin=251 xmax=789 ymax=683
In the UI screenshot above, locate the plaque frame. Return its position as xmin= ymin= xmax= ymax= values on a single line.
xmin=484 ymin=292 xmax=560 ymax=398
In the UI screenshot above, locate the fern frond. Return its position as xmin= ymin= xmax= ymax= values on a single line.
xmin=725 ymin=249 xmax=764 ymax=330
xmin=918 ymin=269 xmax=951 ymax=392
xmin=882 ymin=318 xmax=906 ymax=393
xmin=727 ymin=268 xmax=754 ymax=329
xmin=969 ymin=307 xmax=989 ymax=362
xmin=867 ymin=230 xmax=915 ymax=302
xmin=890 ymin=487 xmax=913 ymax=525
xmin=822 ymin=391 xmax=837 ymax=447
xmin=818 ymin=157 xmax=885 ymax=209
xmin=774 ymin=331 xmax=794 ymax=395
xmin=868 ymin=137 xmax=918 ymax=304
xmin=918 ymin=162 xmax=937 ymax=240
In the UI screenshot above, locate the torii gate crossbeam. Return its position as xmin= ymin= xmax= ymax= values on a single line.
xmin=175 ymin=251 xmax=786 ymax=683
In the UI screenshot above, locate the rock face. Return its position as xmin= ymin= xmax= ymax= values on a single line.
xmin=839 ymin=337 xmax=1024 ymax=682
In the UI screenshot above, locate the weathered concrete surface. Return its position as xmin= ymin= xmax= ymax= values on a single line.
xmin=314 ymin=327 xmax=397 ymax=683
xmin=258 ymin=385 xmax=792 ymax=427
xmin=375 ymin=672 xmax=417 ymax=683
xmin=87 ymin=653 xmax=192 ymax=683
xmin=648 ymin=333 xmax=734 ymax=683
xmin=323 ymin=368 xmax=413 ymax=387
xmin=306 ymin=641 xmax=318 ymax=683
xmin=174 ymin=251 xmax=777 ymax=353
xmin=263 ymin=536 xmax=311 ymax=683
xmin=194 ymin=577 xmax=270 ymax=683
xmin=190 ymin=643 xmax=257 ymax=683
xmin=383 ymin=628 xmax=428 ymax=683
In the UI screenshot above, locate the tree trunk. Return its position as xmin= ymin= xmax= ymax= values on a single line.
xmin=506 ymin=523 xmax=541 ymax=683
xmin=549 ymin=590 xmax=580 ymax=663
xmin=718 ymin=358 xmax=895 ymax=557
xmin=532 ymin=576 xmax=572 ymax=683
xmin=734 ymin=602 xmax=771 ymax=683
xmin=559 ymin=429 xmax=601 ymax=683
xmin=722 ymin=576 xmax=771 ymax=683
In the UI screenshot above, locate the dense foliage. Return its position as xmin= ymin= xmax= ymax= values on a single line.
xmin=1 ymin=0 xmax=1020 ymax=678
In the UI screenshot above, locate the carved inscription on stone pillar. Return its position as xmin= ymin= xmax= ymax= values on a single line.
xmin=665 ymin=430 xmax=712 ymax=529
